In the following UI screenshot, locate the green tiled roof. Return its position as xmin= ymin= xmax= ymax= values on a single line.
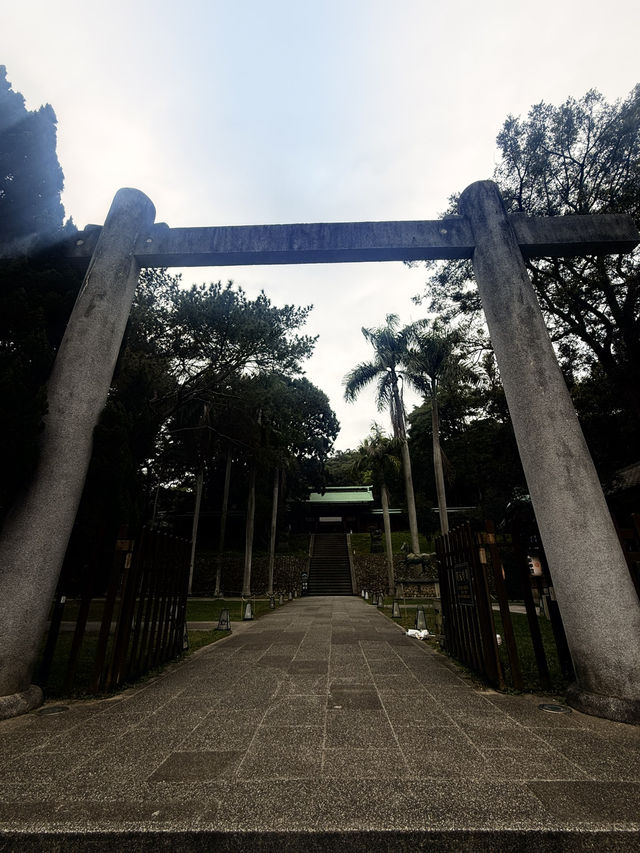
xmin=307 ymin=486 xmax=374 ymax=504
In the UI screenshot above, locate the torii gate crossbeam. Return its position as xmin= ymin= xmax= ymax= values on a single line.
xmin=0 ymin=182 xmax=639 ymax=724
xmin=64 ymin=211 xmax=638 ymax=267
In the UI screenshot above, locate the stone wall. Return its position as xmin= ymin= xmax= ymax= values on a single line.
xmin=193 ymin=553 xmax=308 ymax=595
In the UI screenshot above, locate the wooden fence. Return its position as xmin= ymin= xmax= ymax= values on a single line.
xmin=38 ymin=527 xmax=191 ymax=695
xmin=436 ymin=521 xmax=573 ymax=691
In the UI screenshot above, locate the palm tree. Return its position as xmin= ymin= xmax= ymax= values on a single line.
xmin=344 ymin=314 xmax=421 ymax=554
xmin=352 ymin=426 xmax=401 ymax=594
xmin=404 ymin=326 xmax=473 ymax=535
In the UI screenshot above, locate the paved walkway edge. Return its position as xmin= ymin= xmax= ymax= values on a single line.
xmin=2 ymin=828 xmax=640 ymax=852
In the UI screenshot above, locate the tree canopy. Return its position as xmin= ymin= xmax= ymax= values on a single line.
xmin=344 ymin=313 xmax=417 ymax=439
xmin=0 ymin=65 xmax=67 ymax=245
xmin=419 ymin=85 xmax=640 ymax=423
xmin=344 ymin=313 xmax=423 ymax=552
xmin=0 ymin=68 xmax=336 ymax=565
xmin=0 ymin=68 xmax=78 ymax=516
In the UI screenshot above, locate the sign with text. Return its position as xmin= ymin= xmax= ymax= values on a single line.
xmin=453 ymin=562 xmax=475 ymax=606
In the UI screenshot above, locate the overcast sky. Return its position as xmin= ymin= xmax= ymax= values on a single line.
xmin=4 ymin=0 xmax=639 ymax=449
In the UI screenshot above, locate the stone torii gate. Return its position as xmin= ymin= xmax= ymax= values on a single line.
xmin=1 ymin=181 xmax=639 ymax=723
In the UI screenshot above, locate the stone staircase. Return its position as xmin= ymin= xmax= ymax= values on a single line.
xmin=307 ymin=533 xmax=353 ymax=595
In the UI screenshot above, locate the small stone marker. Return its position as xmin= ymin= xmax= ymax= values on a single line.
xmin=415 ymin=607 xmax=427 ymax=631
xmin=392 ymin=600 xmax=401 ymax=618
xmin=279 ymin=593 xmax=284 ymax=605
xmin=216 ymin=609 xmax=231 ymax=631
xmin=269 ymin=595 xmax=276 ymax=610
xmin=243 ymin=601 xmax=254 ymax=621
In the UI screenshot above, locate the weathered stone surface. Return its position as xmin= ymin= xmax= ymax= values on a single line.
xmin=56 ymin=210 xmax=639 ymax=269
xmin=0 ymin=189 xmax=156 ymax=699
xmin=458 ymin=180 xmax=640 ymax=723
xmin=0 ymin=685 xmax=42 ymax=721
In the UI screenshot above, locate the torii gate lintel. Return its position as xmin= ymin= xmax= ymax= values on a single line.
xmin=63 ymin=210 xmax=639 ymax=268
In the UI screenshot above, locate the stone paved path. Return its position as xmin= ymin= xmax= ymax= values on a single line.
xmin=1 ymin=596 xmax=639 ymax=851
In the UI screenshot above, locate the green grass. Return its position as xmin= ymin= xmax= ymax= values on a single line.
xmin=186 ymin=629 xmax=230 ymax=652
xmin=493 ymin=611 xmax=569 ymax=693
xmin=367 ymin=596 xmax=439 ymax=632
xmin=186 ymin=597 xmax=275 ymax=623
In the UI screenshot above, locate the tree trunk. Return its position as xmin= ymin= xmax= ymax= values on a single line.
xmin=400 ymin=438 xmax=420 ymax=554
xmin=187 ymin=467 xmax=204 ymax=595
xmin=242 ymin=464 xmax=256 ymax=596
xmin=431 ymin=389 xmax=449 ymax=535
xmin=381 ymin=482 xmax=395 ymax=595
xmin=151 ymin=481 xmax=161 ymax=527
xmin=391 ymin=380 xmax=420 ymax=554
xmin=267 ymin=466 xmax=280 ymax=595
xmin=214 ymin=447 xmax=232 ymax=597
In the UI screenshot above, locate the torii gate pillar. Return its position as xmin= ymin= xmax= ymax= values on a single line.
xmin=459 ymin=181 xmax=640 ymax=723
xmin=0 ymin=189 xmax=156 ymax=717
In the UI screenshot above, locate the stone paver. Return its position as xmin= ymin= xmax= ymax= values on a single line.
xmin=0 ymin=596 xmax=639 ymax=850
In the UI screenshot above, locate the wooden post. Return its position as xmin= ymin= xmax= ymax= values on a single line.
xmin=188 ymin=467 xmax=204 ymax=595
xmin=243 ymin=464 xmax=257 ymax=596
xmin=483 ymin=521 xmax=523 ymax=691
xmin=267 ymin=467 xmax=280 ymax=596
xmin=381 ymin=483 xmax=395 ymax=595
xmin=511 ymin=523 xmax=551 ymax=691
xmin=215 ymin=447 xmax=233 ymax=597
xmin=432 ymin=390 xmax=449 ymax=535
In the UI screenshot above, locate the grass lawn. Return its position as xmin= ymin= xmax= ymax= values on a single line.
xmin=493 ymin=611 xmax=569 ymax=693
xmin=366 ymin=596 xmax=439 ymax=633
xmin=185 ymin=597 xmax=276 ymax=623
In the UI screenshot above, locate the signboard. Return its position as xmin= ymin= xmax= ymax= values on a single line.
xmin=453 ymin=561 xmax=475 ymax=606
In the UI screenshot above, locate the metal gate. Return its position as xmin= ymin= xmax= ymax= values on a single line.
xmin=37 ymin=527 xmax=190 ymax=695
xmin=436 ymin=522 xmax=506 ymax=688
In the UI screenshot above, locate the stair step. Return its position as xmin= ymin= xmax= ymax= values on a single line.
xmin=308 ymin=534 xmax=353 ymax=596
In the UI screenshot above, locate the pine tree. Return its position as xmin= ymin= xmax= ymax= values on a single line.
xmin=0 ymin=65 xmax=66 ymax=245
